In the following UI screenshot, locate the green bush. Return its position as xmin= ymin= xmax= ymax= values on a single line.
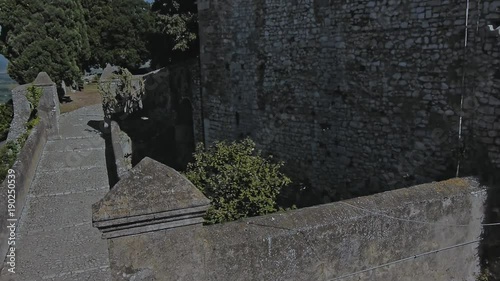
xmin=0 ymin=139 xmax=22 ymax=181
xmin=476 ymin=269 xmax=493 ymax=281
xmin=0 ymin=86 xmax=41 ymax=181
xmin=26 ymin=85 xmax=43 ymax=110
xmin=0 ymin=102 xmax=13 ymax=141
xmin=0 ymin=118 xmax=37 ymax=181
xmin=25 ymin=117 xmax=40 ymax=131
xmin=185 ymin=138 xmax=292 ymax=224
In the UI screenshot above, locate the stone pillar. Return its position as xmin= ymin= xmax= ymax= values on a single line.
xmin=34 ymin=72 xmax=60 ymax=139
xmin=92 ymin=157 xmax=210 ymax=279
xmin=7 ymin=72 xmax=60 ymax=141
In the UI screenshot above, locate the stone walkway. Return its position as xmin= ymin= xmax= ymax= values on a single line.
xmin=1 ymin=105 xmax=111 ymax=281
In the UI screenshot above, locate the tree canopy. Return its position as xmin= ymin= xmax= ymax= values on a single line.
xmin=149 ymin=0 xmax=199 ymax=68
xmin=0 ymin=0 xmax=199 ymax=85
xmin=82 ymin=0 xmax=154 ymax=71
xmin=0 ymin=0 xmax=90 ymax=84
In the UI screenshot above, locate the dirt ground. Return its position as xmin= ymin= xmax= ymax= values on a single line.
xmin=60 ymin=83 xmax=102 ymax=114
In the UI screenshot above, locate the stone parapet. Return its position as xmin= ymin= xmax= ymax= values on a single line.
xmin=94 ymin=177 xmax=489 ymax=281
xmin=92 ymin=157 xmax=210 ymax=239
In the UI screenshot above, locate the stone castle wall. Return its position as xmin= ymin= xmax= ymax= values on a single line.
xmin=197 ymin=0 xmax=500 ymax=203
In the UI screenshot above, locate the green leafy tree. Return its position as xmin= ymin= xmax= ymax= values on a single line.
xmin=0 ymin=0 xmax=90 ymax=84
xmin=149 ymin=0 xmax=199 ymax=67
xmin=185 ymin=138 xmax=292 ymax=224
xmin=82 ymin=0 xmax=154 ymax=71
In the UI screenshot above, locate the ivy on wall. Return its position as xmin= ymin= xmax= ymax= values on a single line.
xmin=98 ymin=68 xmax=146 ymax=121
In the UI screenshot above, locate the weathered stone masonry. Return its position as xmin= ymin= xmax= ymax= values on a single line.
xmin=197 ymin=0 xmax=500 ymax=203
xmin=93 ymin=159 xmax=487 ymax=281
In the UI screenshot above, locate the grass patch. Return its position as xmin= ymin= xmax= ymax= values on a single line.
xmin=60 ymin=83 xmax=102 ymax=114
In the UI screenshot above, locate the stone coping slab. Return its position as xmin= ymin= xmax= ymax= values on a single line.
xmin=92 ymin=157 xmax=210 ymax=223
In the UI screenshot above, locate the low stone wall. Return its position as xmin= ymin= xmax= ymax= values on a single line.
xmin=0 ymin=72 xmax=59 ymax=271
xmin=93 ymin=158 xmax=488 ymax=281
xmin=0 ymin=121 xmax=48 ymax=271
xmin=110 ymin=120 xmax=132 ymax=182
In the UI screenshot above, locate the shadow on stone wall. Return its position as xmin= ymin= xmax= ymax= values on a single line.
xmin=114 ymin=107 xmax=195 ymax=172
xmin=86 ymin=120 xmax=120 ymax=187
xmin=117 ymin=111 xmax=178 ymax=168
xmin=475 ymin=153 xmax=500 ymax=280
xmin=101 ymin=60 xmax=200 ymax=178
xmin=479 ymin=184 xmax=500 ymax=280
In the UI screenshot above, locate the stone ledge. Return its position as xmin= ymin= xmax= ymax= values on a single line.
xmin=110 ymin=121 xmax=130 ymax=181
xmin=97 ymin=214 xmax=207 ymax=239
xmin=95 ymin=205 xmax=209 ymax=239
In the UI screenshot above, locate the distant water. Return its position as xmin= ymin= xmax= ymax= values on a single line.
xmin=0 ymin=55 xmax=17 ymax=104
xmin=0 ymin=73 xmax=16 ymax=104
